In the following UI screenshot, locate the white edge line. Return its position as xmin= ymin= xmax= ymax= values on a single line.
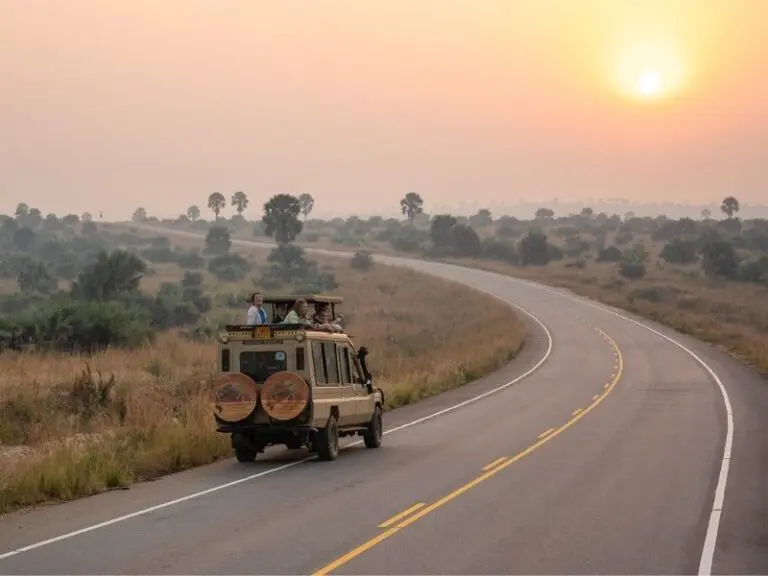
xmin=0 ymin=262 xmax=554 ymax=562
xmin=98 ymin=225 xmax=733 ymax=575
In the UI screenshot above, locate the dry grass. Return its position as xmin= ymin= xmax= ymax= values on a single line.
xmin=0 ymin=248 xmax=526 ymax=514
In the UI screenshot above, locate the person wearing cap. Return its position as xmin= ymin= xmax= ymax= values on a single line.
xmin=245 ymin=292 xmax=268 ymax=325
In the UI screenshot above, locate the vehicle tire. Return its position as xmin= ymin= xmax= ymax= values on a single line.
xmin=234 ymin=445 xmax=257 ymax=463
xmin=363 ymin=405 xmax=383 ymax=449
xmin=315 ymin=413 xmax=340 ymax=461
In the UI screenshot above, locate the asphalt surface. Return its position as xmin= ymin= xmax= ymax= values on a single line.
xmin=1 ymin=230 xmax=766 ymax=575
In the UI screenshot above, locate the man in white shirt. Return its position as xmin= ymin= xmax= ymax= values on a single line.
xmin=246 ymin=292 xmax=268 ymax=324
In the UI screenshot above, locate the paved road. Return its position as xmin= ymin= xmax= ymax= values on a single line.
xmin=1 ymin=230 xmax=766 ymax=575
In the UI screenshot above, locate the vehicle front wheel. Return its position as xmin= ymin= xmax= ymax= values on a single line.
xmin=315 ymin=414 xmax=340 ymax=461
xmin=363 ymin=405 xmax=383 ymax=449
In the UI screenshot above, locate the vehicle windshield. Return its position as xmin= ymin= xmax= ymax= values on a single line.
xmin=239 ymin=350 xmax=287 ymax=383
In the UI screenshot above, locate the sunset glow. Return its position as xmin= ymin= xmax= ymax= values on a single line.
xmin=1 ymin=0 xmax=767 ymax=216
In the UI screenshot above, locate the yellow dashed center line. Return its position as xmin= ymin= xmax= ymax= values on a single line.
xmin=312 ymin=328 xmax=624 ymax=576
xmin=482 ymin=456 xmax=510 ymax=471
xmin=537 ymin=427 xmax=556 ymax=440
xmin=377 ymin=503 xmax=425 ymax=528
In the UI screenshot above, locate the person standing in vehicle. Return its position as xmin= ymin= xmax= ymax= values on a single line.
xmin=245 ymin=292 xmax=268 ymax=325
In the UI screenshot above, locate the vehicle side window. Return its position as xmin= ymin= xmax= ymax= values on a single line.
xmin=296 ymin=346 xmax=305 ymax=371
xmin=312 ymin=342 xmax=327 ymax=384
xmin=338 ymin=346 xmax=351 ymax=384
xmin=349 ymin=350 xmax=365 ymax=383
xmin=322 ymin=342 xmax=340 ymax=384
xmin=221 ymin=348 xmax=230 ymax=372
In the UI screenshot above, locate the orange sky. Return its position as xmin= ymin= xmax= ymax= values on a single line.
xmin=2 ymin=0 xmax=767 ymax=219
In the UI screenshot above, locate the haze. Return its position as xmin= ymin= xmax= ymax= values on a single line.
xmin=2 ymin=0 xmax=767 ymax=219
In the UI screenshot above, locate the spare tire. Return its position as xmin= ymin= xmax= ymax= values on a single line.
xmin=261 ymin=371 xmax=310 ymax=421
xmin=210 ymin=372 xmax=259 ymax=423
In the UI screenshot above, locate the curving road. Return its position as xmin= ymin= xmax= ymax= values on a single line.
xmin=1 ymin=230 xmax=766 ymax=575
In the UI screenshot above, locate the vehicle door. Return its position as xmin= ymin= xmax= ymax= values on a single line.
xmin=337 ymin=344 xmax=366 ymax=424
xmin=347 ymin=347 xmax=373 ymax=424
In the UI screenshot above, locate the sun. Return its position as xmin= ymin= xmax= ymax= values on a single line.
xmin=637 ymin=70 xmax=661 ymax=96
xmin=607 ymin=38 xmax=688 ymax=103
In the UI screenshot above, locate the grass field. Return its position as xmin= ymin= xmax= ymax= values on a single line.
xmin=0 ymin=243 xmax=526 ymax=514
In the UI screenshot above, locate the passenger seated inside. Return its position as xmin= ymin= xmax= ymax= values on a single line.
xmin=312 ymin=303 xmax=344 ymax=333
xmin=282 ymin=298 xmax=312 ymax=325
xmin=272 ymin=302 xmax=288 ymax=324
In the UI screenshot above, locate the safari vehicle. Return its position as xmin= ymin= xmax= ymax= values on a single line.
xmin=210 ymin=294 xmax=384 ymax=463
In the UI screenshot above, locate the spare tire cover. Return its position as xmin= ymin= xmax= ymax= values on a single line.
xmin=261 ymin=371 xmax=310 ymax=421
xmin=210 ymin=372 xmax=259 ymax=423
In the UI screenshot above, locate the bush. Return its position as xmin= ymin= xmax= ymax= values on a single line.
xmin=0 ymin=298 xmax=154 ymax=352
xmin=597 ymin=245 xmax=622 ymax=262
xmin=618 ymin=259 xmax=646 ymax=279
xmin=350 ymin=251 xmax=374 ymax=271
xmin=176 ymin=251 xmax=205 ymax=270
xmin=208 ymin=253 xmax=249 ymax=282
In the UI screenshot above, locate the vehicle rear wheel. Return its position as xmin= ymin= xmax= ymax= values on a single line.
xmin=315 ymin=413 xmax=340 ymax=461
xmin=363 ymin=405 xmax=383 ymax=449
xmin=234 ymin=445 xmax=257 ymax=463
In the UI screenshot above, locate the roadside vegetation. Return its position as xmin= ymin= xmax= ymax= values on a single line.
xmin=138 ymin=191 xmax=767 ymax=377
xmin=0 ymin=200 xmax=525 ymax=514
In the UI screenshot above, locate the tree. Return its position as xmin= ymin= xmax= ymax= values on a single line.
xmin=721 ymin=196 xmax=740 ymax=219
xmin=535 ymin=208 xmax=555 ymax=219
xmin=132 ymin=207 xmax=148 ymax=222
xmin=231 ymin=191 xmax=249 ymax=215
xmin=581 ymin=207 xmax=594 ymax=218
xmin=82 ymin=221 xmax=98 ymax=235
xmin=12 ymin=227 xmax=35 ymax=250
xmin=262 ymin=194 xmax=303 ymax=244
xmin=71 ymin=250 xmax=146 ymax=300
xmin=298 ymin=193 xmax=315 ymax=221
xmin=208 ymin=253 xmax=249 ymax=282
xmin=469 ymin=209 xmax=493 ymax=228
xmin=660 ymin=238 xmax=698 ymax=265
xmin=17 ymin=260 xmax=58 ymax=294
xmin=82 ymin=212 xmax=92 ymax=222
xmin=701 ymin=240 xmax=739 ymax=278
xmin=187 ymin=205 xmax=200 ymax=221
xmin=208 ymin=192 xmax=226 ymax=219
xmin=701 ymin=208 xmax=711 ymax=219
xmin=26 ymin=208 xmax=42 ymax=228
xmin=519 ymin=231 xmax=551 ymax=265
xmin=429 ymin=214 xmax=458 ymax=247
xmin=14 ymin=203 xmax=29 ymax=218
xmin=400 ymin=192 xmax=424 ymax=222
xmin=205 ymin=226 xmax=231 ymax=255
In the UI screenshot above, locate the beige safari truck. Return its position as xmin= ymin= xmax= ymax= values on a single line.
xmin=209 ymin=294 xmax=384 ymax=462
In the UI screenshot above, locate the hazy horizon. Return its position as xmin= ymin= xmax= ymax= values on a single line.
xmin=3 ymin=1 xmax=767 ymax=220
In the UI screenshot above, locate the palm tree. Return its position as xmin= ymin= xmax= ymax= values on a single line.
xmin=208 ymin=192 xmax=226 ymax=219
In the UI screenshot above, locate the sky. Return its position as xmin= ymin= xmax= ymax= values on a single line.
xmin=2 ymin=0 xmax=767 ymax=220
